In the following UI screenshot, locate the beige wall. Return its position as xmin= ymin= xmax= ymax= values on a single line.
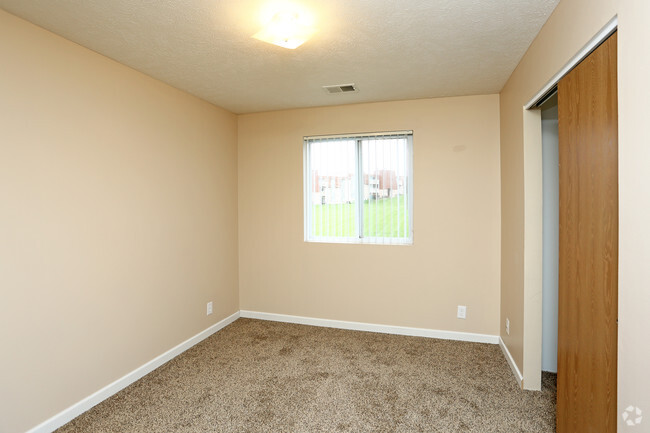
xmin=0 ymin=10 xmax=239 ymax=433
xmin=617 ymin=0 xmax=650 ymax=428
xmin=238 ymin=95 xmax=501 ymax=335
xmin=500 ymin=0 xmax=650 ymax=426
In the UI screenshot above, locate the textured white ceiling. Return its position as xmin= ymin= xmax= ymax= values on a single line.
xmin=0 ymin=0 xmax=559 ymax=114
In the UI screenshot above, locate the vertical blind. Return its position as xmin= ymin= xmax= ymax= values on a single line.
xmin=304 ymin=131 xmax=413 ymax=245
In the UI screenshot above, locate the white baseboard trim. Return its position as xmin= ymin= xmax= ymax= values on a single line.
xmin=26 ymin=311 xmax=240 ymax=433
xmin=240 ymin=310 xmax=499 ymax=344
xmin=499 ymin=336 xmax=524 ymax=389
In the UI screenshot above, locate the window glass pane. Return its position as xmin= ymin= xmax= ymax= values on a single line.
xmin=361 ymin=137 xmax=410 ymax=240
xmin=308 ymin=139 xmax=356 ymax=239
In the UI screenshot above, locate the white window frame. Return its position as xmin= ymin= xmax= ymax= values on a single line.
xmin=303 ymin=131 xmax=414 ymax=245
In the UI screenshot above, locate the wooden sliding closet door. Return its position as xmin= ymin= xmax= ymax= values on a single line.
xmin=556 ymin=32 xmax=618 ymax=433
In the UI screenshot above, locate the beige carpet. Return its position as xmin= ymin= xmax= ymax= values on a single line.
xmin=56 ymin=319 xmax=556 ymax=432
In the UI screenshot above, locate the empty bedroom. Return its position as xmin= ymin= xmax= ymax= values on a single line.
xmin=1 ymin=0 xmax=648 ymax=432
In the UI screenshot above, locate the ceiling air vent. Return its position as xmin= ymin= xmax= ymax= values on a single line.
xmin=323 ymin=83 xmax=358 ymax=94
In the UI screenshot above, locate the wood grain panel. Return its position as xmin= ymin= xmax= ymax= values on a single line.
xmin=557 ymin=32 xmax=618 ymax=433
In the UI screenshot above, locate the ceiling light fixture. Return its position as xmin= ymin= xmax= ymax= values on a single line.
xmin=252 ymin=8 xmax=316 ymax=49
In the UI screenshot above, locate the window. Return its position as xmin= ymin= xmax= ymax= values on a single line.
xmin=303 ymin=131 xmax=413 ymax=245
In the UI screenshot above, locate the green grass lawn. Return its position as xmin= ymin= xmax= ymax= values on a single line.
xmin=311 ymin=196 xmax=410 ymax=238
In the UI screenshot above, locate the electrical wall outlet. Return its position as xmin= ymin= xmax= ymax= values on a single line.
xmin=457 ymin=305 xmax=467 ymax=319
xmin=506 ymin=318 xmax=510 ymax=335
xmin=206 ymin=301 xmax=213 ymax=316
